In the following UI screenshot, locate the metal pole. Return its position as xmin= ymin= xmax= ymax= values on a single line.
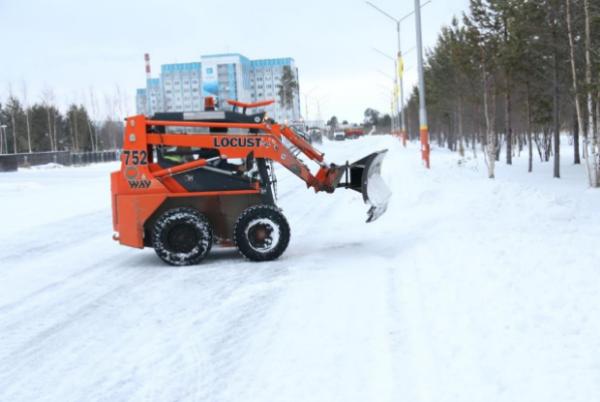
xmin=366 ymin=0 xmax=430 ymax=144
xmin=392 ymin=61 xmax=398 ymax=136
xmin=304 ymin=94 xmax=309 ymax=122
xmin=390 ymin=91 xmax=396 ymax=134
xmin=414 ymin=0 xmax=430 ymax=168
xmin=372 ymin=49 xmax=399 ymax=136
xmin=396 ymin=21 xmax=407 ymax=146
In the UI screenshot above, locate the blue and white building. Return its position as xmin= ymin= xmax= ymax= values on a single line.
xmin=136 ymin=53 xmax=301 ymax=123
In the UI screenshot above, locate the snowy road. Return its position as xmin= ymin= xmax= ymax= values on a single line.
xmin=1 ymin=136 xmax=599 ymax=402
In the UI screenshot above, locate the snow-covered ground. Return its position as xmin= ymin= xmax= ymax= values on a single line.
xmin=1 ymin=136 xmax=599 ymax=402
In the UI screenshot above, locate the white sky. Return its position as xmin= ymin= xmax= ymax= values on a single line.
xmin=0 ymin=0 xmax=470 ymax=122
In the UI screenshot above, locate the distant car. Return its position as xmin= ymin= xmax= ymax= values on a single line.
xmin=334 ymin=131 xmax=346 ymax=141
xmin=294 ymin=128 xmax=312 ymax=144
xmin=309 ymin=129 xmax=323 ymax=144
xmin=344 ymin=128 xmax=365 ymax=139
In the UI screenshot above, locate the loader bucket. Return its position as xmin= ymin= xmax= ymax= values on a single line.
xmin=341 ymin=150 xmax=391 ymax=223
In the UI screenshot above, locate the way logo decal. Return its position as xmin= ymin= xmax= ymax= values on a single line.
xmin=128 ymin=179 xmax=151 ymax=189
xmin=124 ymin=165 xmax=151 ymax=189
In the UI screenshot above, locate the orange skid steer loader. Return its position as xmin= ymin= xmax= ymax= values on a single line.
xmin=111 ymin=99 xmax=390 ymax=265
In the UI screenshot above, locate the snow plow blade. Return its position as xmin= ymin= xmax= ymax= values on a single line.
xmin=337 ymin=150 xmax=391 ymax=223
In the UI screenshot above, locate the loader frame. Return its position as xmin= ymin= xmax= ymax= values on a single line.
xmin=111 ymin=113 xmax=348 ymax=249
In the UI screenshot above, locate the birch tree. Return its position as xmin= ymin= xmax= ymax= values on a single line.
xmin=21 ymin=81 xmax=32 ymax=153
xmin=565 ymin=0 xmax=584 ymax=169
xmin=583 ymin=0 xmax=600 ymax=186
xmin=40 ymin=87 xmax=56 ymax=151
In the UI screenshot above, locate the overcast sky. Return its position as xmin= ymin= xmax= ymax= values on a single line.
xmin=0 ymin=0 xmax=470 ymax=122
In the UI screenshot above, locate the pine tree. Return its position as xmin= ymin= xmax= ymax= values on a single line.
xmin=3 ymin=97 xmax=27 ymax=154
xmin=277 ymin=66 xmax=298 ymax=113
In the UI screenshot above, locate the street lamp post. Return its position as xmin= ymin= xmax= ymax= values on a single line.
xmin=301 ymin=86 xmax=319 ymax=127
xmin=366 ymin=1 xmax=405 ymax=141
xmin=366 ymin=1 xmax=430 ymax=145
xmin=396 ymin=23 xmax=407 ymax=146
xmin=414 ymin=0 xmax=430 ymax=168
xmin=372 ymin=48 xmax=397 ymax=134
xmin=372 ymin=47 xmax=405 ymax=145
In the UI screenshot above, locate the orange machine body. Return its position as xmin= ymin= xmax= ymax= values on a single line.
xmin=111 ymin=114 xmax=340 ymax=249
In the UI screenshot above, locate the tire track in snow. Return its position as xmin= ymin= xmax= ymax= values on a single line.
xmin=0 ymin=210 xmax=111 ymax=263
xmin=0 ymin=240 xmax=293 ymax=402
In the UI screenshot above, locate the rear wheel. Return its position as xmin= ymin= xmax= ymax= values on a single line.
xmin=234 ymin=205 xmax=290 ymax=262
xmin=152 ymin=207 xmax=213 ymax=266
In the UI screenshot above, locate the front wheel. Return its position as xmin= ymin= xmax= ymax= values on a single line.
xmin=152 ymin=207 xmax=213 ymax=266
xmin=234 ymin=205 xmax=290 ymax=262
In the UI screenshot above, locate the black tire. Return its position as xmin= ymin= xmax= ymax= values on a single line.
xmin=234 ymin=205 xmax=290 ymax=262
xmin=152 ymin=207 xmax=213 ymax=266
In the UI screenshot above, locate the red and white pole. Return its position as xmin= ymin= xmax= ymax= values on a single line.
xmin=414 ymin=0 xmax=430 ymax=168
xmin=144 ymin=53 xmax=151 ymax=80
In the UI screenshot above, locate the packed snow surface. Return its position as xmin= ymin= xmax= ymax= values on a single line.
xmin=1 ymin=136 xmax=599 ymax=402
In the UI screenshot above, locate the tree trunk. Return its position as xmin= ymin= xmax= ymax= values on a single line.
xmin=46 ymin=109 xmax=54 ymax=151
xmin=526 ymin=83 xmax=533 ymax=172
xmin=72 ymin=113 xmax=79 ymax=151
xmin=53 ymin=113 xmax=59 ymax=151
xmin=10 ymin=113 xmax=17 ymax=154
xmin=458 ymin=97 xmax=465 ymax=157
xmin=483 ymin=62 xmax=495 ymax=179
xmin=473 ymin=103 xmax=480 ymax=158
xmin=535 ymin=133 xmax=543 ymax=162
xmin=545 ymin=128 xmax=552 ymax=162
xmin=25 ymin=111 xmax=32 ymax=153
xmin=528 ymin=131 xmax=533 ymax=172
xmin=574 ymin=110 xmax=581 ymax=164
xmin=552 ymin=16 xmax=561 ymax=179
xmin=493 ymin=86 xmax=500 ymax=162
xmin=500 ymin=14 xmax=512 ymax=165
xmin=87 ymin=120 xmax=96 ymax=152
xmin=584 ymin=0 xmax=599 ymax=186
xmin=505 ymin=82 xmax=512 ymax=165
xmin=566 ymin=0 xmax=584 ymax=167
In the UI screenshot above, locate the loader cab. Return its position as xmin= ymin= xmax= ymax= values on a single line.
xmin=149 ymin=109 xmax=267 ymax=134
xmin=147 ymin=98 xmax=279 ymax=203
xmin=149 ymin=98 xmax=274 ymax=134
